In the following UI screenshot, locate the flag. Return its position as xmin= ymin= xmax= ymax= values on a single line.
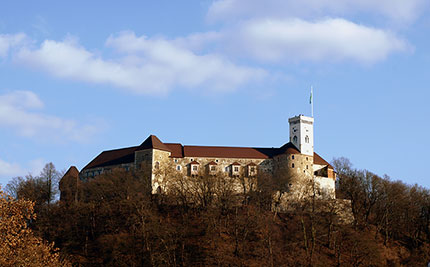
xmin=309 ymin=87 xmax=313 ymax=104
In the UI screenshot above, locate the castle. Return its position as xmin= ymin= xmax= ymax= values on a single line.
xmin=60 ymin=115 xmax=336 ymax=201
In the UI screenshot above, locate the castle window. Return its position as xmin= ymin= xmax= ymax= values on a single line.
xmin=190 ymin=161 xmax=199 ymax=175
xmin=306 ymin=157 xmax=308 ymax=161
xmin=305 ymin=135 xmax=309 ymax=143
xmin=292 ymin=155 xmax=295 ymax=160
xmin=293 ymin=136 xmax=298 ymax=143
xmin=292 ymin=163 xmax=295 ymax=168
xmin=216 ymin=159 xmax=219 ymax=163
xmin=306 ymin=165 xmax=309 ymax=169
xmin=210 ymin=166 xmax=216 ymax=171
xmin=248 ymin=165 xmax=257 ymax=177
xmin=177 ymin=165 xmax=181 ymax=171
xmin=174 ymin=159 xmax=178 ymax=163
xmin=155 ymin=161 xmax=160 ymax=169
xmin=231 ymin=163 xmax=240 ymax=176
xmin=190 ymin=158 xmax=194 ymax=162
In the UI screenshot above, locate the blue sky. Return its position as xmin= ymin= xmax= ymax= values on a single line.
xmin=1 ymin=0 xmax=430 ymax=187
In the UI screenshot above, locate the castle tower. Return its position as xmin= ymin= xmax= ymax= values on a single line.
xmin=288 ymin=115 xmax=314 ymax=156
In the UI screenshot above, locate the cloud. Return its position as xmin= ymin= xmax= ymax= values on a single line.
xmin=15 ymin=33 xmax=266 ymax=95
xmin=0 ymin=90 xmax=101 ymax=142
xmin=222 ymin=18 xmax=409 ymax=63
xmin=0 ymin=90 xmax=44 ymax=109
xmin=0 ymin=158 xmax=24 ymax=178
xmin=0 ymin=33 xmax=27 ymax=57
xmin=0 ymin=158 xmax=45 ymax=184
xmin=207 ymin=0 xmax=428 ymax=24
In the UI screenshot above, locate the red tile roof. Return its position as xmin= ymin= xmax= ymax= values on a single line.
xmin=190 ymin=160 xmax=200 ymax=165
xmin=81 ymin=135 xmax=332 ymax=171
xmin=208 ymin=161 xmax=217 ymax=165
xmin=183 ymin=145 xmax=274 ymax=159
xmin=164 ymin=143 xmax=183 ymax=158
xmin=83 ymin=146 xmax=138 ymax=170
xmin=231 ymin=162 xmax=241 ymax=165
xmin=278 ymin=142 xmax=300 ymax=154
xmin=138 ymin=135 xmax=171 ymax=152
xmin=314 ymin=152 xmax=333 ymax=169
xmin=64 ymin=166 xmax=79 ymax=177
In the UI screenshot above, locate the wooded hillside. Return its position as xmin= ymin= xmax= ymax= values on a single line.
xmin=3 ymin=158 xmax=430 ymax=266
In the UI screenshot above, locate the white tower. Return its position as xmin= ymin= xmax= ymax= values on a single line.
xmin=288 ymin=115 xmax=314 ymax=156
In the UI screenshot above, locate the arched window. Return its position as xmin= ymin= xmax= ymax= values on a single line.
xmin=155 ymin=161 xmax=160 ymax=169
xmin=305 ymin=135 xmax=309 ymax=143
xmin=292 ymin=163 xmax=295 ymax=168
xmin=293 ymin=135 xmax=298 ymax=143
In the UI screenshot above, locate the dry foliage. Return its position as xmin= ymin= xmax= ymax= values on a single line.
xmin=0 ymin=188 xmax=70 ymax=267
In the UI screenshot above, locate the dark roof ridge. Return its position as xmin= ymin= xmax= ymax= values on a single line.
xmin=138 ymin=135 xmax=171 ymax=152
xmin=101 ymin=145 xmax=139 ymax=153
xmin=82 ymin=145 xmax=138 ymax=170
xmin=184 ymin=144 xmax=274 ymax=149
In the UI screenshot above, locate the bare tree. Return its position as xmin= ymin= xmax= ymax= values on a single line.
xmin=39 ymin=162 xmax=62 ymax=204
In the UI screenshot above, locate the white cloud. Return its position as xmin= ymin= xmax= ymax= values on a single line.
xmin=0 ymin=90 xmax=44 ymax=109
xmin=15 ymin=33 xmax=266 ymax=95
xmin=223 ymin=18 xmax=409 ymax=63
xmin=0 ymin=33 xmax=27 ymax=57
xmin=0 ymin=90 xmax=101 ymax=142
xmin=0 ymin=158 xmax=24 ymax=177
xmin=0 ymin=158 xmax=45 ymax=185
xmin=207 ymin=0 xmax=428 ymax=24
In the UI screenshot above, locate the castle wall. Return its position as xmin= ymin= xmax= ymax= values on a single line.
xmin=80 ymin=162 xmax=134 ymax=180
xmin=273 ymin=153 xmax=314 ymax=179
xmin=315 ymin=176 xmax=336 ymax=199
xmin=158 ymin=156 xmax=272 ymax=194
xmin=79 ymin=150 xmax=335 ymax=200
xmin=151 ymin=149 xmax=172 ymax=193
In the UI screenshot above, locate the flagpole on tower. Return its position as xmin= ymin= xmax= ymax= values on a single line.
xmin=310 ymin=85 xmax=314 ymax=118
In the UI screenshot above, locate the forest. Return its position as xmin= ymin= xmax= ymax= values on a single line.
xmin=2 ymin=157 xmax=430 ymax=266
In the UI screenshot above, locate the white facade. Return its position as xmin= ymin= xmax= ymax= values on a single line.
xmin=288 ymin=115 xmax=314 ymax=156
xmin=315 ymin=176 xmax=336 ymax=199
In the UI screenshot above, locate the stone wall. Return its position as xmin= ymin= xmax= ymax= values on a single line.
xmin=79 ymin=148 xmax=336 ymax=201
xmin=80 ymin=162 xmax=134 ymax=180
